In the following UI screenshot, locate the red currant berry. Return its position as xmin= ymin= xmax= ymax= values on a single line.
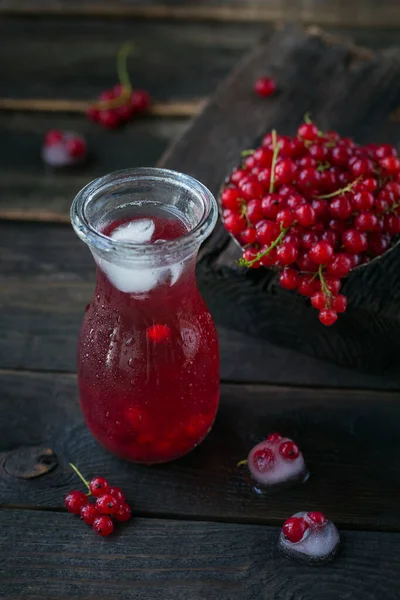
xmin=224 ymin=212 xmax=246 ymax=234
xmin=330 ymin=145 xmax=349 ymax=167
xmin=86 ymin=106 xmax=101 ymax=122
xmin=98 ymin=109 xmax=121 ymax=129
xmin=221 ymin=187 xmax=242 ymax=210
xmin=360 ymin=177 xmax=378 ymax=193
xmin=329 ymin=195 xmax=352 ymax=220
xmin=297 ymin=168 xmax=320 ymax=192
xmin=311 ymin=292 xmax=327 ymax=310
xmin=252 ymin=447 xmax=275 ymax=472
xmin=130 ymin=89 xmax=151 ymax=112
xmin=296 ymin=251 xmax=318 ymax=273
xmin=328 ymin=219 xmax=346 ymax=234
xmin=299 ymin=156 xmax=316 ymax=169
xmin=275 ymin=159 xmax=298 ymax=185
xmin=319 ymin=309 xmax=338 ymax=326
xmin=298 ymin=276 xmax=319 ymax=297
xmin=331 ymin=294 xmax=347 ymax=313
xmin=243 ymin=248 xmax=261 ymax=268
xmin=114 ymin=503 xmax=132 ymax=522
xmin=282 ymin=517 xmax=309 ymax=543
xmin=109 ymin=486 xmax=125 ymax=503
xmin=257 ymin=167 xmax=271 ymax=187
xmin=89 ymin=477 xmax=110 ymax=497
xmin=342 ymin=229 xmax=368 ymax=254
xmin=309 ymin=241 xmax=334 ymax=265
xmin=350 ymin=157 xmax=375 ymax=177
xmin=253 ymin=147 xmax=273 ymax=166
xmin=311 ymin=198 xmax=329 ymax=219
xmin=267 ymin=433 xmax=283 ymax=442
xmin=297 ymin=122 xmax=319 ymax=141
xmin=93 ymin=515 xmax=114 ymax=537
xmin=246 ymin=199 xmax=264 ymax=224
xmin=279 ymin=268 xmax=299 ymax=290
xmin=375 ymin=197 xmax=389 ymax=213
xmin=241 ymin=227 xmax=257 ymax=245
xmin=244 ymin=155 xmax=256 ymax=170
xmin=327 ymin=253 xmax=352 ymax=277
xmin=99 ymin=89 xmax=116 ymax=102
xmin=259 ymin=246 xmax=277 ymax=267
xmin=379 ymin=156 xmax=400 ymax=176
xmin=369 ymin=232 xmax=390 ymax=256
xmin=254 ymin=77 xmax=277 ymax=97
xmin=116 ymin=103 xmax=135 ymax=121
xmin=286 ymin=195 xmax=307 ymax=210
xmin=80 ymin=503 xmax=99 ymax=525
xmin=146 ymin=324 xmax=171 ymax=343
xmin=324 ymin=276 xmax=342 ymax=294
xmin=279 ymin=440 xmax=300 ymax=460
xmin=295 ymin=204 xmax=316 ymax=227
xmin=95 ymin=493 xmax=118 ymax=515
xmin=383 ymin=214 xmax=400 ymax=235
xmin=276 ymin=208 xmax=295 ymax=228
xmin=321 ymin=230 xmax=339 ymax=247
xmin=352 ymin=190 xmax=375 ymax=211
xmin=44 ymin=129 xmax=63 ymax=146
xmin=239 ymin=177 xmax=264 ymax=200
xmin=354 ymin=211 xmax=379 ymax=232
xmin=301 ymin=231 xmax=319 ymax=249
xmin=276 ymin=243 xmax=298 ymax=266
xmin=374 ymin=144 xmax=397 ymax=159
xmin=309 ymin=143 xmax=329 ymax=161
xmin=65 ymin=490 xmax=88 ymax=514
xmin=306 ymin=511 xmax=328 ymax=527
xmin=384 ymin=181 xmax=400 ymax=197
xmin=230 ymin=168 xmax=247 ymax=185
xmin=256 ymin=220 xmax=280 ymax=245
xmin=261 ymin=193 xmax=281 ymax=218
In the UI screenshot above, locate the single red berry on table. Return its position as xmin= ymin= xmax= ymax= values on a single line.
xmin=252 ymin=447 xmax=275 ymax=472
xmin=146 ymin=324 xmax=171 ymax=343
xmin=319 ymin=309 xmax=338 ymax=326
xmin=114 ymin=503 xmax=132 ymax=522
xmin=65 ymin=490 xmax=88 ymax=514
xmin=93 ymin=515 xmax=114 ymax=537
xmin=254 ymin=77 xmax=277 ymax=98
xmin=283 ymin=516 xmax=309 ymax=543
xmin=65 ymin=137 xmax=87 ymax=158
xmin=80 ymin=503 xmax=99 ymax=525
xmin=95 ymin=493 xmax=119 ymax=515
xmin=279 ymin=440 xmax=300 ymax=460
xmin=89 ymin=477 xmax=110 ymax=497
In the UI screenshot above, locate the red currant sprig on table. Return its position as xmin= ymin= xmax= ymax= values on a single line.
xmin=87 ymin=43 xmax=151 ymax=129
xmin=221 ymin=117 xmax=400 ymax=326
xmin=64 ymin=464 xmax=132 ymax=536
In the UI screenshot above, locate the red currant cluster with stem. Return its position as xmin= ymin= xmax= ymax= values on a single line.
xmin=221 ymin=117 xmax=400 ymax=325
xmin=87 ymin=43 xmax=151 ymax=129
xmin=64 ymin=464 xmax=132 ymax=536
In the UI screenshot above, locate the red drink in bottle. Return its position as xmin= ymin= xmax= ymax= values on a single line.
xmin=71 ymin=169 xmax=219 ymax=463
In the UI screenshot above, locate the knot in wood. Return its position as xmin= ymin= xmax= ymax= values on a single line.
xmin=3 ymin=446 xmax=58 ymax=479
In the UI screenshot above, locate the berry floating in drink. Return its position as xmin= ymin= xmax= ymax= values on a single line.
xmin=278 ymin=511 xmax=340 ymax=564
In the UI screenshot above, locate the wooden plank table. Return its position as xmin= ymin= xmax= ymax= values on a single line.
xmin=1 ymin=9 xmax=400 ymax=600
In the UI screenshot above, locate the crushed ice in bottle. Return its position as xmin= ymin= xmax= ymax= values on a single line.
xmin=94 ymin=219 xmax=183 ymax=295
xmin=246 ymin=433 xmax=309 ymax=489
xmin=278 ymin=511 xmax=340 ymax=564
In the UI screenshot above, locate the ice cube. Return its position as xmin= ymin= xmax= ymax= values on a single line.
xmin=247 ymin=434 xmax=309 ymax=489
xmin=278 ymin=511 xmax=340 ymax=564
xmin=111 ymin=219 xmax=155 ymax=244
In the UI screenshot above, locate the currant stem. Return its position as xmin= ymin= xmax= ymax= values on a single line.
xmin=316 ymin=177 xmax=361 ymax=199
xmin=240 ymin=226 xmax=288 ymax=267
xmin=94 ymin=43 xmax=134 ymax=111
xmin=318 ymin=265 xmax=332 ymax=304
xmin=241 ymin=149 xmax=255 ymax=157
xmin=69 ymin=463 xmax=91 ymax=494
xmin=269 ymin=129 xmax=280 ymax=193
xmin=237 ymin=459 xmax=248 ymax=467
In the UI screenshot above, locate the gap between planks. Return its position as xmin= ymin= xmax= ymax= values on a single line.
xmin=0 ymin=98 xmax=204 ymax=118
xmin=1 ymin=4 xmax=400 ymax=29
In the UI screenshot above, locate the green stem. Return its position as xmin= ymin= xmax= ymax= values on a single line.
xmin=318 ymin=265 xmax=332 ymax=304
xmin=95 ymin=42 xmax=134 ymax=110
xmin=237 ymin=459 xmax=248 ymax=468
xmin=269 ymin=129 xmax=280 ymax=193
xmin=241 ymin=149 xmax=255 ymax=157
xmin=316 ymin=178 xmax=360 ymax=200
xmin=69 ymin=463 xmax=91 ymax=494
xmin=241 ymin=227 xmax=288 ymax=268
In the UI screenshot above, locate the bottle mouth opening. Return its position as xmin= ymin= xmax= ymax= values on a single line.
xmin=70 ymin=168 xmax=218 ymax=264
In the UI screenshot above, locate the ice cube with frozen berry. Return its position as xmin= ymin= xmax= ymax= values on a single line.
xmin=278 ymin=511 xmax=340 ymax=564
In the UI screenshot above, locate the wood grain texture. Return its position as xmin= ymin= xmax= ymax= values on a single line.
xmin=2 ymin=510 xmax=400 ymax=600
xmin=0 ymin=18 xmax=266 ymax=103
xmin=159 ymin=24 xmax=400 ymax=373
xmin=0 ymin=113 xmax=186 ymax=220
xmin=1 ymin=370 xmax=400 ymax=531
xmin=2 ymin=220 xmax=400 ymax=390
xmin=1 ymin=0 xmax=400 ymax=28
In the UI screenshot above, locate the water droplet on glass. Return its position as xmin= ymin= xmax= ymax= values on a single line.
xmin=125 ymin=338 xmax=133 ymax=346
xmin=128 ymin=358 xmax=134 ymax=367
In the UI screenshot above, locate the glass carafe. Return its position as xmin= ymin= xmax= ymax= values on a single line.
xmin=71 ymin=168 xmax=219 ymax=464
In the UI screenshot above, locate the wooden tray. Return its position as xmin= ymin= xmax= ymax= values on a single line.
xmin=159 ymin=24 xmax=400 ymax=374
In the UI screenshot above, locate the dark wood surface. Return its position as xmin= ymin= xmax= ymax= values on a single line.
xmin=2 ymin=9 xmax=400 ymax=600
